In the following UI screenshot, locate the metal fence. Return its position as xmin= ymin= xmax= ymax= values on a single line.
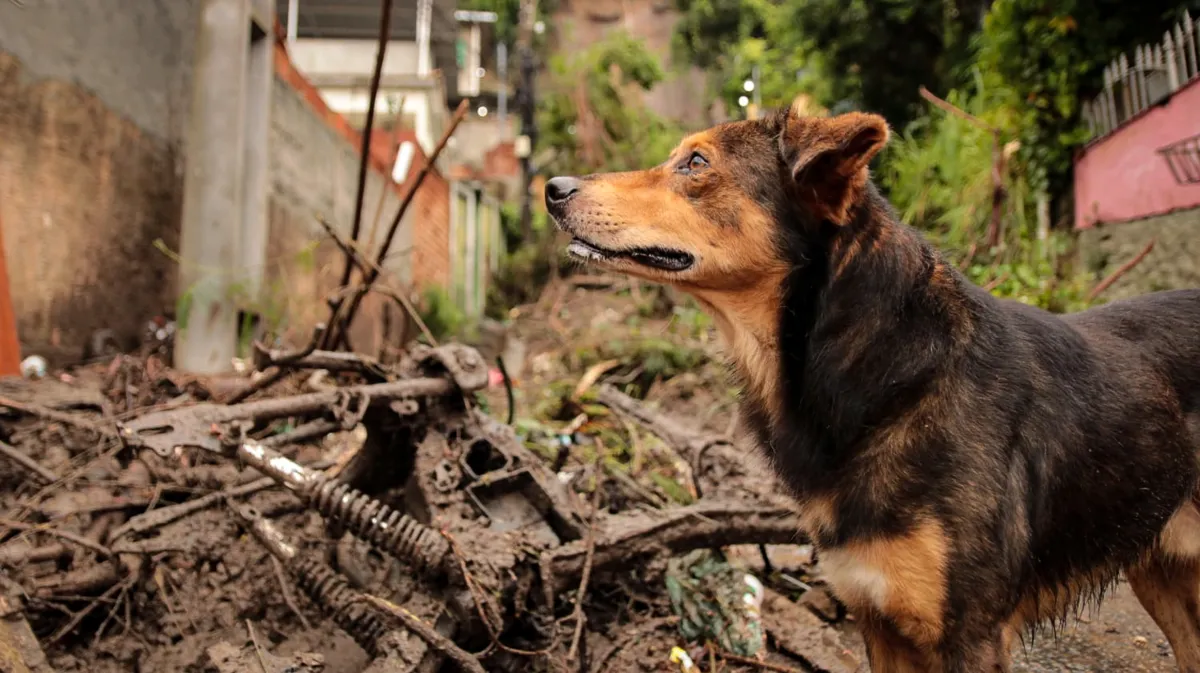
xmin=1082 ymin=11 xmax=1199 ymax=139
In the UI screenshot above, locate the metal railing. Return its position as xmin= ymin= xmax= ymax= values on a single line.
xmin=1082 ymin=10 xmax=1199 ymax=139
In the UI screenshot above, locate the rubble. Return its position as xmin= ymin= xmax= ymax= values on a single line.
xmin=0 ymin=316 xmax=860 ymax=673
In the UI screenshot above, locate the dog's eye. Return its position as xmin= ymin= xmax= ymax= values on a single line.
xmin=688 ymin=153 xmax=709 ymax=172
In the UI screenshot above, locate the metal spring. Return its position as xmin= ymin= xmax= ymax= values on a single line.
xmin=292 ymin=556 xmax=391 ymax=657
xmin=303 ymin=472 xmax=449 ymax=575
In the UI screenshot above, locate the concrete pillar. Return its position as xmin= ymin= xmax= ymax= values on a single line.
xmin=241 ymin=0 xmax=276 ymax=303
xmin=176 ymin=0 xmax=273 ymax=373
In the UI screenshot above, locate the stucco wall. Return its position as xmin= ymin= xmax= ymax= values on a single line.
xmin=1074 ymin=77 xmax=1200 ymax=230
xmin=0 ymin=0 xmax=196 ymax=357
xmin=0 ymin=1 xmax=438 ymax=361
xmin=1079 ymin=206 xmax=1200 ymax=300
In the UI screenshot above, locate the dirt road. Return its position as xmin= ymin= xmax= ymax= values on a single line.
xmin=1014 ymin=582 xmax=1175 ymax=672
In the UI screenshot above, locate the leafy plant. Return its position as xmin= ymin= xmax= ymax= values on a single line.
xmin=882 ymin=73 xmax=1092 ymax=312
xmin=538 ymin=30 xmax=684 ymax=175
xmin=673 ymin=0 xmax=979 ymax=128
xmin=419 ymin=285 xmax=468 ymax=342
xmin=975 ymin=0 xmax=1200 ymax=195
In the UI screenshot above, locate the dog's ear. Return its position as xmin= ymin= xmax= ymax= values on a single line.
xmin=778 ymin=103 xmax=889 ymax=224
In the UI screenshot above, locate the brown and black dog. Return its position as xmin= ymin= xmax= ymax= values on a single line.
xmin=543 ymin=100 xmax=1200 ymax=672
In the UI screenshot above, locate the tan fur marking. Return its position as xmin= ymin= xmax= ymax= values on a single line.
xmin=820 ymin=518 xmax=950 ymax=648
xmin=1126 ymin=555 xmax=1200 ymax=671
xmin=858 ymin=610 xmax=936 ymax=673
xmin=1159 ymin=500 xmax=1200 ymax=561
xmin=796 ymin=495 xmax=837 ymax=539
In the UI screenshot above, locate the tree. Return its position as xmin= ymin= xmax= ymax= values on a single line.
xmin=457 ymin=0 xmax=559 ymax=47
xmin=976 ymin=0 xmax=1200 ymax=195
xmin=538 ymin=31 xmax=683 ymax=176
xmin=673 ymin=0 xmax=980 ymax=129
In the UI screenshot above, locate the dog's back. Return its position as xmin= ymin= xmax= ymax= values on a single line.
xmin=1066 ymin=289 xmax=1200 ymax=422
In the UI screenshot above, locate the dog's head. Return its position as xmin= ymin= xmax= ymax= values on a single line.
xmin=544 ymin=102 xmax=890 ymax=295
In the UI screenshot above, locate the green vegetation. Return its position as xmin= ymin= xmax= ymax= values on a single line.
xmin=418 ymin=285 xmax=468 ymax=342
xmin=538 ymin=30 xmax=683 ymax=175
xmin=672 ymin=0 xmax=1198 ymax=312
xmin=486 ymin=30 xmax=685 ymax=317
xmin=976 ymin=0 xmax=1200 ymax=195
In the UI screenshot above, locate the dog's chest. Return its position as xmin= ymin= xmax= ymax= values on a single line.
xmin=818 ymin=547 xmax=891 ymax=613
xmin=809 ymin=518 xmax=950 ymax=647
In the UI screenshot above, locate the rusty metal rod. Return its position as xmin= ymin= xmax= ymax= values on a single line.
xmin=339 ymin=0 xmax=396 ymax=295
xmin=327 ymin=99 xmax=470 ymax=350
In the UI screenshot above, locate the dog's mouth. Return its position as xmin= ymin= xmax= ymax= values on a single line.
xmin=566 ymin=236 xmax=694 ymax=272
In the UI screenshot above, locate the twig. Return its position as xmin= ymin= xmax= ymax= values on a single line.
xmin=359 ymin=593 xmax=488 ymax=673
xmin=542 ymin=502 xmax=805 ymax=594
xmin=497 ymin=356 xmax=515 ymax=425
xmin=338 ymin=0 xmax=396 ymax=297
xmin=919 ymin=86 xmax=1006 ymax=250
xmin=225 ymin=369 xmax=290 ymax=405
xmin=567 ymin=451 xmax=603 ymax=661
xmin=982 ymin=271 xmax=1009 ymax=293
xmin=272 ymin=556 xmax=312 ymax=630
xmin=0 ymin=518 xmax=113 ymax=559
xmin=110 ymin=459 xmax=333 ymax=543
xmin=708 ymin=643 xmax=805 ymax=673
xmin=1086 ymin=238 xmax=1155 ymax=302
xmin=326 ymin=99 xmax=471 ymax=350
xmin=253 ymin=323 xmax=326 ymax=369
xmin=247 ymin=620 xmax=270 ymax=673
xmin=0 ymin=440 xmax=60 ymax=483
xmin=93 ymin=571 xmax=136 ymax=646
xmin=318 ymin=217 xmax=438 ymax=346
xmin=442 ymin=530 xmax=556 ymax=658
xmin=45 ymin=574 xmax=131 ymax=645
xmin=918 ymin=86 xmax=996 ymax=132
xmin=0 ymin=396 xmax=117 ymax=438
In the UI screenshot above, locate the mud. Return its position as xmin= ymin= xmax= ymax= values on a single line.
xmin=0 ymin=280 xmax=1184 ymax=673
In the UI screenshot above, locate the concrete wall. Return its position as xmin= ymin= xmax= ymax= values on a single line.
xmin=0 ymin=1 xmax=437 ymax=361
xmin=1074 ymin=78 xmax=1200 ymax=230
xmin=287 ymin=38 xmax=422 ymax=79
xmin=1079 ymin=206 xmax=1200 ymax=300
xmin=266 ymin=75 xmax=416 ymax=352
xmin=0 ymin=0 xmax=197 ymax=357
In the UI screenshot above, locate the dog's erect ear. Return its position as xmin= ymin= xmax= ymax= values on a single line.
xmin=778 ymin=103 xmax=889 ymax=224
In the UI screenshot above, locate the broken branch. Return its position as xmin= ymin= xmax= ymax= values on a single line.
xmin=0 ymin=441 xmax=60 ymax=484
xmin=1087 ymin=238 xmax=1156 ymax=302
xmin=359 ymin=593 xmax=487 ymax=673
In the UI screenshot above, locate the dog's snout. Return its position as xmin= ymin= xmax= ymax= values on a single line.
xmin=545 ymin=176 xmax=581 ymax=210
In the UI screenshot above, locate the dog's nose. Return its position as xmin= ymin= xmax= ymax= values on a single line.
xmin=545 ymin=176 xmax=580 ymax=208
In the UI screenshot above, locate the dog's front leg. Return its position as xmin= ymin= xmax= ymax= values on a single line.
xmin=857 ymin=610 xmax=935 ymax=672
xmin=859 ymin=613 xmax=1012 ymax=673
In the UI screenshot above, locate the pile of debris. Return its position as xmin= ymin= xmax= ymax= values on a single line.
xmin=0 ymin=327 xmax=859 ymax=673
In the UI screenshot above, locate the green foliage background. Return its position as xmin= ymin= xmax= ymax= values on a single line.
xmin=670 ymin=0 xmax=1198 ymax=312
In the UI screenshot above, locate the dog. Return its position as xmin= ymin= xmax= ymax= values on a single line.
xmin=543 ymin=99 xmax=1200 ymax=672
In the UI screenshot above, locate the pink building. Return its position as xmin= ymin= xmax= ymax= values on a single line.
xmin=1074 ymin=14 xmax=1200 ymax=299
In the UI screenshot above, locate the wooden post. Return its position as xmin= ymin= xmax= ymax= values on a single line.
xmin=0 ymin=215 xmax=21 ymax=376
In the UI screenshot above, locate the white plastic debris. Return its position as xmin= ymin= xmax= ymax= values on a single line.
xmin=743 ymin=573 xmax=765 ymax=620
xmin=669 ymin=646 xmax=698 ymax=672
xmin=20 ymin=355 xmax=47 ymax=379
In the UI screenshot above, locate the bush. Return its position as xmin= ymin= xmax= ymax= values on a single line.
xmin=882 ymin=72 xmax=1092 ymax=313
xmin=418 ymin=285 xmax=468 ymax=342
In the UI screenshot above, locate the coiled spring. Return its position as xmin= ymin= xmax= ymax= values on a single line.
xmin=292 ymin=556 xmax=391 ymax=657
xmin=303 ymin=473 xmax=449 ymax=575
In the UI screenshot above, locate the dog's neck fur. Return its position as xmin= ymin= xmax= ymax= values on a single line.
xmin=714 ymin=182 xmax=971 ymax=504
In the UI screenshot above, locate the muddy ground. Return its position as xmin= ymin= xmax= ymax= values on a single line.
xmin=0 ymin=279 xmax=1182 ymax=672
